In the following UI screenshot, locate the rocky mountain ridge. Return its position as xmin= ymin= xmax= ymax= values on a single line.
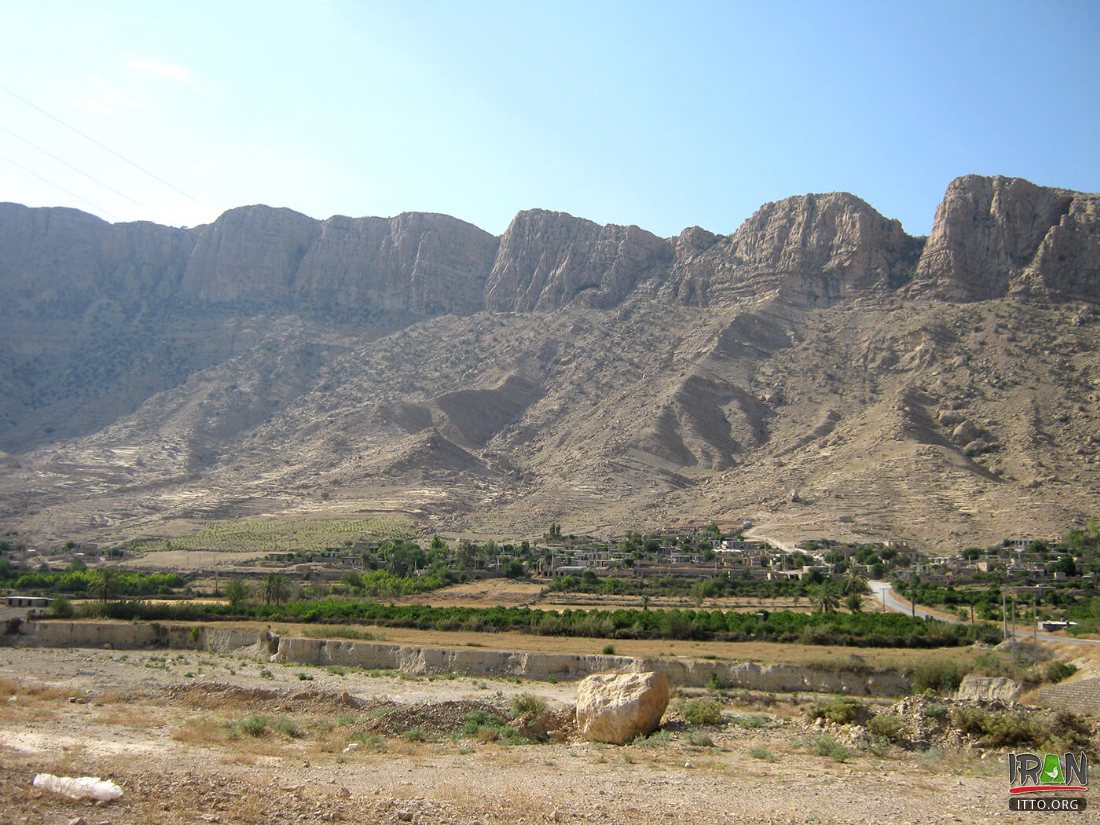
xmin=0 ymin=174 xmax=1097 ymax=550
xmin=3 ymin=175 xmax=1097 ymax=321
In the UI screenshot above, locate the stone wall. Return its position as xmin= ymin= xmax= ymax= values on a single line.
xmin=1037 ymin=677 xmax=1100 ymax=718
xmin=5 ymin=620 xmax=911 ymax=696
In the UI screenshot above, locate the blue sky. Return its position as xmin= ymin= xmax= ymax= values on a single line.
xmin=1 ymin=1 xmax=1097 ymax=237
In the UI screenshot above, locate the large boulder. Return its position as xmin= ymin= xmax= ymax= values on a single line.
xmin=575 ymin=671 xmax=669 ymax=745
xmin=956 ymin=674 xmax=1023 ymax=703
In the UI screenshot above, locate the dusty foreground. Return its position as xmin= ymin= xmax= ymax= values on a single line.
xmin=0 ymin=646 xmax=1061 ymax=825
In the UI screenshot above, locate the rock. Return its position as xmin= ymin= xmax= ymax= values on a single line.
xmin=951 ymin=420 xmax=981 ymax=445
xmin=665 ymin=191 xmax=922 ymax=306
xmin=67 ymin=818 xmax=87 ymax=825
xmin=963 ymin=439 xmax=992 ymax=456
xmin=937 ymin=410 xmax=965 ymax=427
xmin=485 ymin=210 xmax=673 ymax=311
xmin=575 ymin=671 xmax=669 ymax=745
xmin=912 ymin=174 xmax=1100 ymax=302
xmin=956 ymin=674 xmax=1023 ymax=703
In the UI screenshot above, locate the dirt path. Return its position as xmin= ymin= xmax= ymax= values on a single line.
xmin=0 ymin=646 xmax=1053 ymax=824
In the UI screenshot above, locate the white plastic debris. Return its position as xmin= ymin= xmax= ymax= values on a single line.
xmin=32 ymin=773 xmax=123 ymax=802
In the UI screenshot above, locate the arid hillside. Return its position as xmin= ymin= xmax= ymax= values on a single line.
xmin=0 ymin=175 xmax=1097 ymax=550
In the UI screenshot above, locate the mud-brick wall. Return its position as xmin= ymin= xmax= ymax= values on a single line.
xmin=1038 ymin=678 xmax=1100 ymax=717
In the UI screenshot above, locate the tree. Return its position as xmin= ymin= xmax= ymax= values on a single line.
xmin=501 ymin=558 xmax=526 ymax=579
xmin=93 ymin=568 xmax=120 ymax=603
xmin=842 ymin=571 xmax=869 ymax=597
xmin=224 ymin=578 xmax=250 ymax=608
xmin=263 ymin=573 xmax=291 ymax=606
xmin=845 ymin=592 xmax=863 ymax=613
xmin=812 ymin=585 xmax=840 ymax=614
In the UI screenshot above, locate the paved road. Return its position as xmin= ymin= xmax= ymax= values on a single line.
xmin=868 ymin=580 xmax=1100 ymax=646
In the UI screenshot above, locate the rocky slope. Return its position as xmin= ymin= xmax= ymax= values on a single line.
xmin=0 ymin=175 xmax=1097 ymax=550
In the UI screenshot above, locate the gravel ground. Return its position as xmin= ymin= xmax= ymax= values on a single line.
xmin=0 ymin=646 xmax=1076 ymax=824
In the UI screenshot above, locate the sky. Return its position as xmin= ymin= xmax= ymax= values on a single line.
xmin=0 ymin=0 xmax=1098 ymax=238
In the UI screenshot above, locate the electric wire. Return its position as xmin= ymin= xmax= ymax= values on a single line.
xmin=0 ymin=152 xmax=121 ymax=220
xmin=1 ymin=85 xmax=197 ymax=202
xmin=0 ymin=124 xmax=144 ymax=207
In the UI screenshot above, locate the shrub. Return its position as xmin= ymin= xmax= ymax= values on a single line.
xmin=47 ymin=597 xmax=74 ymax=618
xmin=910 ymin=659 xmax=968 ymax=693
xmin=748 ymin=746 xmax=776 ymax=761
xmin=687 ymin=731 xmax=714 ymax=747
xmin=866 ymin=713 xmax=907 ymax=742
xmin=678 ymin=698 xmax=724 ymax=726
xmin=511 ymin=693 xmax=548 ymax=718
xmin=950 ymin=706 xmax=1045 ymax=748
xmin=297 ymin=672 xmax=314 ymax=681
xmin=231 ymin=715 xmax=269 ymax=738
xmin=732 ymin=713 xmax=768 ymax=729
xmin=807 ymin=732 xmax=852 ymax=761
xmin=601 ymin=644 xmax=616 ymax=655
xmin=273 ymin=717 xmax=301 ymax=738
xmin=923 ymin=702 xmax=948 ymax=719
xmin=1044 ymin=661 xmax=1077 ymax=684
xmin=808 ymin=697 xmax=864 ymax=725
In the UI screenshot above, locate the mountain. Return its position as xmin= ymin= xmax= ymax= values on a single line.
xmin=0 ymin=175 xmax=1097 ymax=550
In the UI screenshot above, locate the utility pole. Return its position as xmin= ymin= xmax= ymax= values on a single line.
xmin=1002 ymin=589 xmax=1009 ymax=641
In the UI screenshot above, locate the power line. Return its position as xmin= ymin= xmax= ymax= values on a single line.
xmin=0 ymin=152 xmax=121 ymax=220
xmin=1 ymin=84 xmax=197 ymax=202
xmin=0 ymin=124 xmax=144 ymax=207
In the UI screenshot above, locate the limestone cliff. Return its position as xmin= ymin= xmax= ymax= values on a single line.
xmin=484 ymin=209 xmax=673 ymax=311
xmin=911 ymin=174 xmax=1099 ymax=302
xmin=665 ymin=192 xmax=923 ymax=307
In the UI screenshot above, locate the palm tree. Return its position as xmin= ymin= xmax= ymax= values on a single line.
xmin=845 ymin=592 xmax=863 ymax=613
xmin=843 ymin=571 xmax=869 ymax=597
xmin=812 ymin=584 xmax=840 ymax=614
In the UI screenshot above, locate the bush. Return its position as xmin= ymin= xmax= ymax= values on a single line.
xmin=910 ymin=659 xmax=968 ymax=693
xmin=748 ymin=746 xmax=775 ymax=761
xmin=1044 ymin=661 xmax=1078 ymax=684
xmin=808 ymin=698 xmax=864 ymax=725
xmin=866 ymin=713 xmax=907 ymax=742
xmin=601 ymin=644 xmax=616 ymax=655
xmin=732 ymin=713 xmax=768 ymax=729
xmin=231 ymin=715 xmax=269 ymax=738
xmin=807 ymin=731 xmax=852 ymax=761
xmin=678 ymin=697 xmax=723 ymax=726
xmin=511 ymin=693 xmax=548 ymax=717
xmin=47 ymin=596 xmax=74 ymax=618
xmin=923 ymin=702 xmax=947 ymax=719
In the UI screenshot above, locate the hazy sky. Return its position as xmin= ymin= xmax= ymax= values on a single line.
xmin=1 ymin=1 xmax=1097 ymax=237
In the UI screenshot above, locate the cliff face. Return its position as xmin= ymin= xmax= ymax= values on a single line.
xmin=180 ymin=206 xmax=499 ymax=314
xmin=911 ymin=174 xmax=1100 ymax=302
xmin=665 ymin=193 xmax=923 ymax=307
xmin=484 ymin=209 xmax=673 ymax=311
xmin=3 ymin=175 xmax=1097 ymax=320
xmin=0 ymin=204 xmax=191 ymax=315
xmin=0 ymin=203 xmax=499 ymax=318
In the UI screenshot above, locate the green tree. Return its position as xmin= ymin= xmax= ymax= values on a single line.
xmin=263 ymin=573 xmax=291 ymax=606
xmin=842 ymin=571 xmax=869 ymax=597
xmin=93 ymin=568 xmax=120 ymax=603
xmin=224 ymin=578 xmax=250 ymax=608
xmin=844 ymin=592 xmax=863 ymax=613
xmin=812 ymin=585 xmax=840 ymax=614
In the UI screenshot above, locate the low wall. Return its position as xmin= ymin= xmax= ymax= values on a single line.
xmin=1038 ymin=677 xmax=1100 ymax=717
xmin=5 ymin=620 xmax=911 ymax=696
